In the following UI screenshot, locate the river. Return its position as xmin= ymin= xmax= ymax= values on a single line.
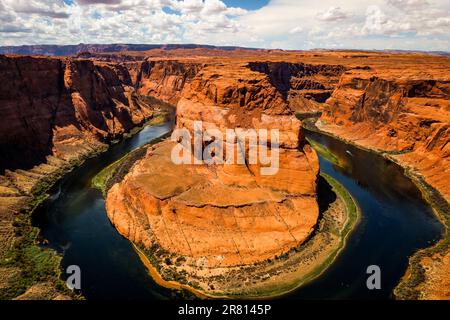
xmin=32 ymin=122 xmax=443 ymax=300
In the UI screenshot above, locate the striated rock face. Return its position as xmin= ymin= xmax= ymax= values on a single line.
xmin=248 ymin=61 xmax=345 ymax=112
xmin=313 ymin=58 xmax=450 ymax=300
xmin=0 ymin=54 xmax=166 ymax=300
xmin=106 ymin=141 xmax=319 ymax=268
xmin=2 ymin=50 xmax=448 ymax=299
xmin=176 ymin=62 xmax=301 ymax=149
xmin=104 ymin=54 xmax=449 ymax=297
xmin=106 ymin=60 xmax=320 ymax=280
xmin=0 ymin=55 xmax=156 ymax=174
xmin=318 ymin=71 xmax=450 ymax=203
xmin=132 ymin=60 xmax=202 ymax=105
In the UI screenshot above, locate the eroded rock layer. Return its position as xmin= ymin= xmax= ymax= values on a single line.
xmin=106 ymin=61 xmax=320 ymax=285
xmin=0 ymin=55 xmax=156 ymax=173
xmin=107 ymin=140 xmax=319 ymax=268
xmin=105 ymin=52 xmax=449 ymax=298
xmin=318 ymin=71 xmax=450 ymax=203
xmin=307 ymin=55 xmax=450 ymax=300
xmin=0 ymin=54 xmax=162 ymax=299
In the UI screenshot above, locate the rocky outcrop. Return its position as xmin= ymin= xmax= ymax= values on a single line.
xmin=104 ymin=54 xmax=450 ymax=297
xmin=107 ymin=141 xmax=319 ymax=268
xmin=319 ymin=72 xmax=450 ymax=203
xmin=176 ymin=63 xmax=299 ymax=148
xmin=248 ymin=61 xmax=345 ymax=113
xmin=315 ymin=62 xmax=450 ymax=300
xmin=105 ymin=60 xmax=321 ymax=294
xmin=1 ymin=49 xmax=448 ymax=299
xmin=0 ymin=55 xmax=156 ymax=174
xmin=132 ymin=60 xmax=202 ymax=105
xmin=0 ymin=54 xmax=159 ymax=300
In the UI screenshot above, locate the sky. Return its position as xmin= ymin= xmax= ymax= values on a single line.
xmin=0 ymin=0 xmax=449 ymax=51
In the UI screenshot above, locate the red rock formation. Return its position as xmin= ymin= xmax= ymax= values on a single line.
xmin=132 ymin=60 xmax=202 ymax=105
xmin=248 ymin=61 xmax=345 ymax=110
xmin=1 ymin=50 xmax=448 ymax=299
xmin=106 ymin=141 xmax=319 ymax=268
xmin=0 ymin=55 xmax=155 ymax=173
xmin=319 ymin=71 xmax=450 ymax=203
xmin=312 ymin=56 xmax=450 ymax=300
xmin=105 ymin=59 xmax=320 ymax=289
xmin=0 ymin=54 xmax=164 ymax=300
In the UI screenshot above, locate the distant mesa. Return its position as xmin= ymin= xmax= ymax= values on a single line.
xmin=0 ymin=43 xmax=264 ymax=57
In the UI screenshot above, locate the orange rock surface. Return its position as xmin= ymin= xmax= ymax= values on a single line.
xmin=317 ymin=66 xmax=450 ymax=204
xmin=0 ymin=54 xmax=161 ymax=299
xmin=0 ymin=55 xmax=157 ymax=174
xmin=416 ymin=252 xmax=450 ymax=300
xmin=106 ymin=58 xmax=320 ymax=275
xmin=106 ymin=140 xmax=319 ymax=268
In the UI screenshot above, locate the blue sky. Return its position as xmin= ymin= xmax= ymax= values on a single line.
xmin=223 ymin=0 xmax=269 ymax=11
xmin=0 ymin=0 xmax=449 ymax=51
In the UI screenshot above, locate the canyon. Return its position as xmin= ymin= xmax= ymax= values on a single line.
xmin=105 ymin=60 xmax=323 ymax=296
xmin=0 ymin=48 xmax=448 ymax=299
xmin=0 ymin=54 xmax=161 ymax=299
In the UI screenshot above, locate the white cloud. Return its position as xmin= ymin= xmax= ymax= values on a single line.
xmin=0 ymin=0 xmax=448 ymax=51
xmin=387 ymin=0 xmax=429 ymax=10
xmin=317 ymin=6 xmax=351 ymax=21
xmin=3 ymin=0 xmax=70 ymax=18
xmin=289 ymin=26 xmax=303 ymax=34
xmin=362 ymin=5 xmax=412 ymax=35
xmin=76 ymin=0 xmax=124 ymax=5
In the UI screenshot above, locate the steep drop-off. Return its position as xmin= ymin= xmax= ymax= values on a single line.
xmin=132 ymin=60 xmax=202 ymax=105
xmin=105 ymin=60 xmax=323 ymax=295
xmin=104 ymin=53 xmax=450 ymax=298
xmin=0 ymin=54 xmax=162 ymax=299
xmin=248 ymin=61 xmax=345 ymax=112
xmin=0 ymin=55 xmax=157 ymax=174
xmin=313 ymin=61 xmax=450 ymax=300
xmin=319 ymin=73 xmax=450 ymax=203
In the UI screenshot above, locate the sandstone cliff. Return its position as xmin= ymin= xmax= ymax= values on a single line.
xmin=318 ymin=71 xmax=450 ymax=204
xmin=248 ymin=61 xmax=345 ymax=112
xmin=0 ymin=55 xmax=156 ymax=174
xmin=1 ymin=50 xmax=448 ymax=299
xmin=105 ymin=60 xmax=321 ymax=294
xmin=132 ymin=60 xmax=202 ymax=105
xmin=311 ymin=56 xmax=450 ymax=300
xmin=0 ymin=54 xmax=160 ymax=299
xmin=104 ymin=53 xmax=450 ymax=298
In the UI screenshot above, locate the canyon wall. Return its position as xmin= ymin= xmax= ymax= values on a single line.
xmin=131 ymin=60 xmax=202 ymax=105
xmin=315 ymin=64 xmax=450 ymax=300
xmin=319 ymin=71 xmax=450 ymax=203
xmin=0 ymin=55 xmax=157 ymax=174
xmin=0 ymin=55 xmax=159 ymax=299
xmin=1 ymin=51 xmax=448 ymax=299
xmin=105 ymin=60 xmax=321 ymax=293
xmin=248 ymin=61 xmax=345 ymax=112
